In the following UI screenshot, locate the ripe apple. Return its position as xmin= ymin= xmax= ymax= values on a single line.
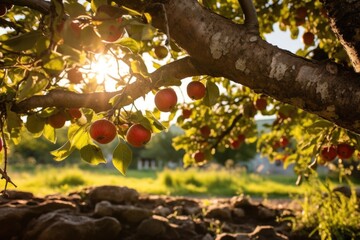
xmin=154 ymin=46 xmax=168 ymax=59
xmin=154 ymin=88 xmax=178 ymax=112
xmin=0 ymin=137 xmax=3 ymax=152
xmin=296 ymin=7 xmax=307 ymax=20
xmin=320 ymin=145 xmax=337 ymax=162
xmin=48 ymin=111 xmax=67 ymax=129
xmin=230 ymin=139 xmax=241 ymax=149
xmin=126 ymin=124 xmax=152 ymax=147
xmin=187 ymin=81 xmax=206 ymax=100
xmin=337 ymin=143 xmax=355 ymax=159
xmin=279 ymin=136 xmax=289 ymax=148
xmin=95 ymin=19 xmax=124 ymax=43
xmin=182 ymin=109 xmax=192 ymax=119
xmin=90 ymin=119 xmax=117 ymax=144
xmin=200 ymin=126 xmax=211 ymax=138
xmin=0 ymin=4 xmax=7 ymax=16
xmin=255 ymin=97 xmax=267 ymax=111
xmin=302 ymin=32 xmax=315 ymax=46
xmin=67 ymin=68 xmax=83 ymax=84
xmin=193 ymin=151 xmax=206 ymax=163
xmin=67 ymin=108 xmax=82 ymax=119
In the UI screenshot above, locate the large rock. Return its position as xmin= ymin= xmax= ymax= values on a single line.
xmin=88 ymin=185 xmax=139 ymax=204
xmin=95 ymin=200 xmax=152 ymax=224
xmin=23 ymin=209 xmax=122 ymax=240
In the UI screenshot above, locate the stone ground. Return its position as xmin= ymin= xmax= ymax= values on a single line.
xmin=0 ymin=185 xmax=316 ymax=240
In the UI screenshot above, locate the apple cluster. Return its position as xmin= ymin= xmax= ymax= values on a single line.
xmin=320 ymin=143 xmax=356 ymax=163
xmin=89 ymin=119 xmax=151 ymax=148
xmin=154 ymin=81 xmax=207 ymax=113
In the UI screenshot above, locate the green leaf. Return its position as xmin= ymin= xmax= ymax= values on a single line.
xmin=203 ymin=81 xmax=219 ymax=107
xmin=68 ymin=124 xmax=91 ymax=149
xmin=117 ymin=37 xmax=140 ymax=53
xmin=6 ymin=107 xmax=22 ymax=144
xmin=91 ymin=0 xmax=107 ymax=12
xmin=18 ymin=73 xmax=48 ymax=101
xmin=51 ymin=141 xmax=75 ymax=161
xmin=65 ymin=2 xmax=87 ymax=17
xmin=25 ymin=114 xmax=45 ymax=137
xmin=1 ymin=31 xmax=43 ymax=52
xmin=112 ymin=142 xmax=132 ymax=175
xmin=80 ymin=144 xmax=106 ymax=165
xmin=130 ymin=59 xmax=149 ymax=77
xmin=43 ymin=123 xmax=57 ymax=143
xmin=42 ymin=52 xmax=65 ymax=75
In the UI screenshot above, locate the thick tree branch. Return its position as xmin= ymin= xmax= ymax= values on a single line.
xmin=8 ymin=0 xmax=360 ymax=135
xmin=12 ymin=57 xmax=205 ymax=113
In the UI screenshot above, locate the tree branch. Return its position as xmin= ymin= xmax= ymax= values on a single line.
xmin=12 ymin=57 xmax=205 ymax=113
xmin=3 ymin=0 xmax=50 ymax=14
xmin=238 ymin=0 xmax=259 ymax=34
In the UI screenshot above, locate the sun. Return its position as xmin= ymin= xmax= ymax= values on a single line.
xmin=89 ymin=53 xmax=129 ymax=92
xmin=89 ymin=53 xmax=159 ymax=110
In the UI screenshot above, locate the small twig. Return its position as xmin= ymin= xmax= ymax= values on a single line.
xmin=238 ymin=0 xmax=259 ymax=34
xmin=211 ymin=113 xmax=243 ymax=150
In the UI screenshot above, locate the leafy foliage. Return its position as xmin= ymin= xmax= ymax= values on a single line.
xmin=0 ymin=0 xmax=359 ymax=183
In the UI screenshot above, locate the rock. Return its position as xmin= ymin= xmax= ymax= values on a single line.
xmin=88 ymin=185 xmax=139 ymax=204
xmin=0 ymin=207 xmax=35 ymax=240
xmin=95 ymin=200 xmax=152 ymax=224
xmin=153 ymin=205 xmax=171 ymax=217
xmin=257 ymin=205 xmax=276 ymax=219
xmin=215 ymin=233 xmax=250 ymax=240
xmin=230 ymin=196 xmax=253 ymax=209
xmin=205 ymin=205 xmax=232 ymax=221
xmin=23 ymin=209 xmax=121 ymax=240
xmin=232 ymin=207 xmax=245 ymax=219
xmin=248 ymin=225 xmax=288 ymax=240
xmin=137 ymin=215 xmax=168 ymax=237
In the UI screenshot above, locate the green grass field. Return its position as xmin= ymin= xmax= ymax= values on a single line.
xmin=1 ymin=164 xmax=310 ymax=198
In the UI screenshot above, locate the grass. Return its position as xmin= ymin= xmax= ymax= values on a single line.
xmin=1 ymin=164 xmax=310 ymax=198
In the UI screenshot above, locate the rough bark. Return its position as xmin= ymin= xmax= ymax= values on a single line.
xmin=321 ymin=0 xmax=360 ymax=72
xmin=9 ymin=0 xmax=360 ymax=135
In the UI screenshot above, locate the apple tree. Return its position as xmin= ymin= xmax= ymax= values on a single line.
xmin=1 ymin=0 xmax=360 ymax=190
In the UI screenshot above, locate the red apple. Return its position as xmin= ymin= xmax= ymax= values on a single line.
xmin=255 ymin=97 xmax=267 ymax=111
xmin=200 ymin=126 xmax=211 ymax=138
xmin=68 ymin=108 xmax=82 ymax=119
xmin=0 ymin=137 xmax=3 ymax=152
xmin=187 ymin=81 xmax=206 ymax=100
xmin=302 ymin=32 xmax=315 ymax=46
xmin=296 ymin=7 xmax=307 ymax=20
xmin=67 ymin=68 xmax=83 ymax=84
xmin=154 ymin=88 xmax=178 ymax=112
xmin=230 ymin=139 xmax=241 ymax=149
xmin=90 ymin=119 xmax=117 ymax=144
xmin=320 ymin=145 xmax=337 ymax=162
xmin=182 ymin=109 xmax=192 ymax=119
xmin=337 ymin=143 xmax=355 ymax=159
xmin=193 ymin=151 xmax=205 ymax=163
xmin=126 ymin=124 xmax=152 ymax=147
xmin=279 ymin=136 xmax=289 ymax=148
xmin=48 ymin=111 xmax=67 ymax=129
